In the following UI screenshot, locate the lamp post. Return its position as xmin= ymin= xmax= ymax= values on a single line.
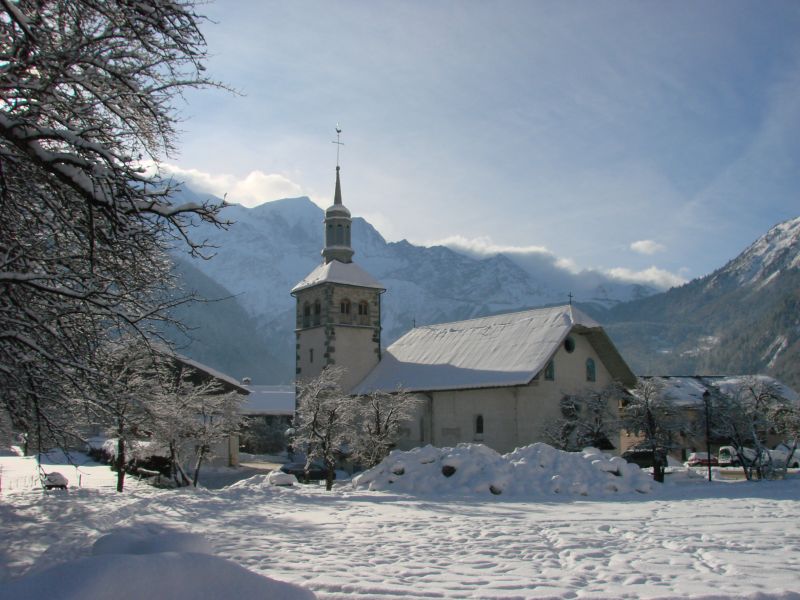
xmin=703 ymin=390 xmax=712 ymax=483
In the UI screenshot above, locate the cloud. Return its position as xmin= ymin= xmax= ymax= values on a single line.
xmin=432 ymin=235 xmax=686 ymax=291
xmin=427 ymin=235 xmax=552 ymax=259
xmin=149 ymin=163 xmax=306 ymax=208
xmin=604 ymin=266 xmax=687 ymax=289
xmin=630 ymin=239 xmax=666 ymax=255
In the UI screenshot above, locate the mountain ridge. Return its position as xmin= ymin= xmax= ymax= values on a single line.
xmin=167 ymin=190 xmax=799 ymax=388
xmin=585 ymin=215 xmax=800 ymax=388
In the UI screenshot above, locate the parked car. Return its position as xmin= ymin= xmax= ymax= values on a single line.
xmin=717 ymin=446 xmax=800 ymax=468
xmin=766 ymin=447 xmax=800 ymax=468
xmin=686 ymin=452 xmax=718 ymax=467
xmin=279 ymin=462 xmax=333 ymax=482
xmin=42 ymin=471 xmax=68 ymax=490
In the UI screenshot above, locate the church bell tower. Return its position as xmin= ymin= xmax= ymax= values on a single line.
xmin=290 ymin=128 xmax=385 ymax=392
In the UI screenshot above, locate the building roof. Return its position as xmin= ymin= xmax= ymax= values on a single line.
xmin=239 ymin=385 xmax=295 ymax=415
xmin=643 ymin=375 xmax=799 ymax=407
xmin=291 ymin=259 xmax=385 ymax=294
xmin=352 ymin=305 xmax=636 ymax=394
xmin=167 ymin=351 xmax=250 ymax=394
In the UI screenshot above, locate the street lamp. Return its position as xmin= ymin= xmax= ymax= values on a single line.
xmin=703 ymin=390 xmax=712 ymax=483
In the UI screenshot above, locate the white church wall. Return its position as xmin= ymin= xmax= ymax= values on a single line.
xmin=396 ymin=329 xmax=622 ymax=455
xmin=296 ymin=327 xmax=327 ymax=381
xmin=334 ymin=326 xmax=381 ymax=392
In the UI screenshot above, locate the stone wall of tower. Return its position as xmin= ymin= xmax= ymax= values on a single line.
xmin=294 ymin=283 xmax=382 ymax=391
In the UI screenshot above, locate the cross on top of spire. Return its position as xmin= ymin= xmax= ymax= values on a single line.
xmin=332 ymin=124 xmax=344 ymax=168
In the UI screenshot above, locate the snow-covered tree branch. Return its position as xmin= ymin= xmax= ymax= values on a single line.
xmin=351 ymin=387 xmax=421 ymax=469
xmin=291 ymin=366 xmax=355 ymax=491
xmin=0 ymin=1 xmax=230 ymax=446
xmin=709 ymin=376 xmax=796 ymax=480
xmin=621 ymin=378 xmax=683 ymax=482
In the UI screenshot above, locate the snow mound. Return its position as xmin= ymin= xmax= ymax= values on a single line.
xmin=225 ymin=471 xmax=298 ymax=491
xmin=353 ymin=443 xmax=654 ymax=497
xmin=0 ymin=529 xmax=315 ymax=600
xmin=92 ymin=530 xmax=215 ymax=556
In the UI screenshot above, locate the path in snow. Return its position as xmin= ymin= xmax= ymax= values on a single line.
xmin=3 ymin=478 xmax=800 ymax=599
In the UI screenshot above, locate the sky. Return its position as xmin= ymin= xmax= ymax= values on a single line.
xmin=164 ymin=1 xmax=800 ymax=290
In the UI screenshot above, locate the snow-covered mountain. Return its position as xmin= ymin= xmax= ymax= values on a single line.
xmin=170 ymin=193 xmax=654 ymax=383
xmin=590 ymin=216 xmax=800 ymax=388
xmin=705 ymin=216 xmax=800 ymax=289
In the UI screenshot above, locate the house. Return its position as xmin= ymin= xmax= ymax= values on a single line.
xmin=291 ymin=161 xmax=636 ymax=455
xmin=621 ymin=375 xmax=800 ymax=462
xmin=238 ymin=385 xmax=295 ymax=454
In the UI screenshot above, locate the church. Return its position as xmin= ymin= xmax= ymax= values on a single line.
xmin=291 ymin=164 xmax=637 ymax=455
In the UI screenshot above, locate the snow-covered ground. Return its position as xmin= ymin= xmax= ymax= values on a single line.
xmin=2 ymin=447 xmax=800 ymax=599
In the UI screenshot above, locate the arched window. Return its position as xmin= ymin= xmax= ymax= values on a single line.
xmin=358 ymin=300 xmax=369 ymax=324
xmin=309 ymin=348 xmax=314 ymax=364
xmin=336 ymin=223 xmax=344 ymax=244
xmin=544 ymin=360 xmax=555 ymax=381
xmin=340 ymin=298 xmax=351 ymax=315
xmin=302 ymin=303 xmax=311 ymax=328
xmin=313 ymin=300 xmax=321 ymax=326
xmin=346 ymin=224 xmax=351 ymax=245
xmin=475 ymin=414 xmax=484 ymax=436
xmin=326 ymin=224 xmax=333 ymax=246
xmin=586 ymin=358 xmax=596 ymax=382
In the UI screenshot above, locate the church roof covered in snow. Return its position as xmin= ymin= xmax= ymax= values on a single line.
xmin=291 ymin=260 xmax=385 ymax=294
xmin=352 ymin=305 xmax=636 ymax=394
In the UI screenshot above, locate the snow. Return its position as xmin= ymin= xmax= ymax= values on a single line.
xmin=647 ymin=375 xmax=799 ymax=408
xmin=240 ymin=384 xmax=295 ymax=415
xmin=353 ymin=443 xmax=654 ymax=497
xmin=4 ymin=445 xmax=800 ymax=598
xmin=0 ymin=528 xmax=315 ymax=600
xmin=291 ymin=259 xmax=385 ymax=293
xmin=353 ymin=305 xmax=608 ymax=394
xmin=713 ymin=215 xmax=800 ymax=287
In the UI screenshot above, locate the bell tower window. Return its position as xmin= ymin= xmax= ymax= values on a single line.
xmin=357 ymin=300 xmax=369 ymax=324
xmin=313 ymin=300 xmax=321 ymax=326
xmin=302 ymin=302 xmax=311 ymax=327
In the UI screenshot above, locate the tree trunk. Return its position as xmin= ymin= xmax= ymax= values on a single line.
xmin=192 ymin=445 xmax=208 ymax=487
xmin=325 ymin=458 xmax=335 ymax=491
xmin=169 ymin=443 xmax=190 ymax=487
xmin=652 ymin=449 xmax=665 ymax=483
xmin=116 ymin=436 xmax=126 ymax=492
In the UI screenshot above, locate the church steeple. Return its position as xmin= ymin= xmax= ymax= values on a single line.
xmin=292 ymin=126 xmax=384 ymax=391
xmin=322 ymin=129 xmax=354 ymax=264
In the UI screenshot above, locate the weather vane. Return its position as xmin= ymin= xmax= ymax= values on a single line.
xmin=332 ymin=124 xmax=344 ymax=168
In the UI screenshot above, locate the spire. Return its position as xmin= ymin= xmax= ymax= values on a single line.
xmin=334 ymin=166 xmax=342 ymax=205
xmin=322 ymin=125 xmax=353 ymax=264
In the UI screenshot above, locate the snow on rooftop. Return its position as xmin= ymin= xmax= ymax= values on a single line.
xmin=291 ymin=260 xmax=385 ymax=294
xmin=352 ymin=305 xmax=601 ymax=394
xmin=240 ymin=385 xmax=295 ymax=415
xmin=171 ymin=352 xmax=249 ymax=393
xmin=647 ymin=375 xmax=799 ymax=407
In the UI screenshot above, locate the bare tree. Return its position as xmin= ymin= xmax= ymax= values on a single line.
xmin=292 ymin=366 xmax=355 ymax=491
xmin=351 ymin=388 xmax=421 ymax=469
xmin=771 ymin=400 xmax=800 ymax=477
xmin=621 ymin=378 xmax=683 ymax=482
xmin=710 ymin=376 xmax=794 ymax=480
xmin=543 ymin=385 xmax=621 ymax=452
xmin=0 ymin=1 xmax=229 ymax=445
xmin=98 ymin=338 xmax=160 ymax=492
